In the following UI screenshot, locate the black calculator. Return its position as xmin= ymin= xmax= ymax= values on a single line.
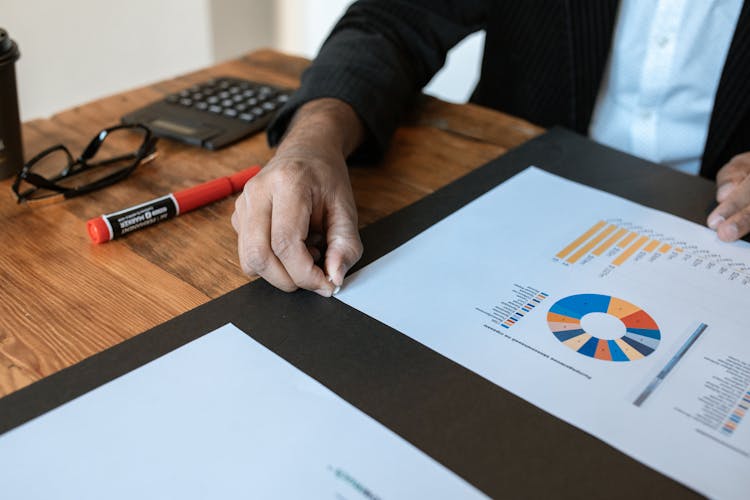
xmin=122 ymin=77 xmax=291 ymax=150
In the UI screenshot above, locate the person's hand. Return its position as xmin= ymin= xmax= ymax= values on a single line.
xmin=707 ymin=152 xmax=750 ymax=242
xmin=231 ymin=98 xmax=365 ymax=296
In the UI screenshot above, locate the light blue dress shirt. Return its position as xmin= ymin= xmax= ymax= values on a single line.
xmin=589 ymin=0 xmax=743 ymax=175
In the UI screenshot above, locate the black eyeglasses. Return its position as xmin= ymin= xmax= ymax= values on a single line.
xmin=12 ymin=123 xmax=158 ymax=204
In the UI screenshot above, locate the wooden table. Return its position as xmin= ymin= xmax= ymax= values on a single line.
xmin=0 ymin=49 xmax=542 ymax=399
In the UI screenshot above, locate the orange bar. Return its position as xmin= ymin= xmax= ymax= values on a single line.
xmin=555 ymin=221 xmax=607 ymax=259
xmin=644 ymin=240 xmax=660 ymax=252
xmin=616 ymin=232 xmax=638 ymax=249
xmin=566 ymin=224 xmax=617 ymax=264
xmin=675 ymin=247 xmax=684 ymax=253
xmin=612 ymin=235 xmax=649 ymax=266
xmin=658 ymin=243 xmax=671 ymax=253
xmin=593 ymin=227 xmax=627 ymax=256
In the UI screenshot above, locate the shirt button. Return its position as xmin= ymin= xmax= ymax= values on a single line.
xmin=657 ymin=36 xmax=670 ymax=48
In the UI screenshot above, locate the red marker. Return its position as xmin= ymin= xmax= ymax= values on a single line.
xmin=87 ymin=165 xmax=261 ymax=244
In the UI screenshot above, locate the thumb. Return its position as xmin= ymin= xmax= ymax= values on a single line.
xmin=324 ymin=202 xmax=363 ymax=288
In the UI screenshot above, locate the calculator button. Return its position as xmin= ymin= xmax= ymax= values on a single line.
xmin=208 ymin=105 xmax=223 ymax=113
xmin=166 ymin=94 xmax=179 ymax=103
xmin=245 ymin=98 xmax=258 ymax=106
xmin=261 ymin=102 xmax=276 ymax=111
xmin=218 ymin=91 xmax=230 ymax=99
xmin=239 ymin=113 xmax=256 ymax=122
xmin=251 ymin=107 xmax=265 ymax=116
xmin=232 ymin=94 xmax=244 ymax=102
xmin=194 ymin=101 xmax=208 ymax=110
xmin=221 ymin=99 xmax=234 ymax=107
xmin=207 ymin=96 xmax=219 ymax=104
xmin=223 ymin=108 xmax=238 ymax=117
xmin=178 ymin=89 xmax=191 ymax=97
xmin=242 ymin=89 xmax=256 ymax=98
xmin=235 ymin=103 xmax=247 ymax=112
xmin=276 ymin=94 xmax=289 ymax=103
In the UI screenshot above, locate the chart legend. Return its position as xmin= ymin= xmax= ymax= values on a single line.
xmin=476 ymin=285 xmax=548 ymax=330
xmin=722 ymin=390 xmax=750 ymax=436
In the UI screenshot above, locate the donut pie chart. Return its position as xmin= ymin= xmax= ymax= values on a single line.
xmin=547 ymin=294 xmax=660 ymax=361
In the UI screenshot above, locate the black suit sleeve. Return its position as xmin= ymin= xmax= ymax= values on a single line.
xmin=267 ymin=0 xmax=488 ymax=160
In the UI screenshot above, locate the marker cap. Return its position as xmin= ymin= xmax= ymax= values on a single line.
xmin=87 ymin=217 xmax=112 ymax=244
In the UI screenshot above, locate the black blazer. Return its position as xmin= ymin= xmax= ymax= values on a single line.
xmin=269 ymin=0 xmax=750 ymax=179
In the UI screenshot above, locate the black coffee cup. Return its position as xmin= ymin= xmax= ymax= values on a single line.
xmin=0 ymin=28 xmax=22 ymax=180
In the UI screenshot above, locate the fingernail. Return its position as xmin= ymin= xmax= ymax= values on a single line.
xmin=327 ymin=275 xmax=341 ymax=295
xmin=717 ymin=183 xmax=735 ymax=201
xmin=315 ymin=285 xmax=333 ymax=298
xmin=707 ymin=213 xmax=725 ymax=229
xmin=718 ymin=222 xmax=739 ymax=242
xmin=325 ymin=265 xmax=346 ymax=287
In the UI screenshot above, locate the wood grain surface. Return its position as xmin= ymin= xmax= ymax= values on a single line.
xmin=0 ymin=50 xmax=542 ymax=398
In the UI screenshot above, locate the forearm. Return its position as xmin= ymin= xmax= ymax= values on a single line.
xmin=267 ymin=0 xmax=488 ymax=159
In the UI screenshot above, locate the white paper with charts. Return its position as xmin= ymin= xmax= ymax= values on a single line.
xmin=336 ymin=167 xmax=750 ymax=499
xmin=0 ymin=324 xmax=485 ymax=500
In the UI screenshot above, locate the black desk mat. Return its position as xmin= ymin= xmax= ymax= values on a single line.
xmin=2 ymin=128 xmax=716 ymax=498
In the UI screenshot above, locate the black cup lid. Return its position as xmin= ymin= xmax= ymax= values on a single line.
xmin=0 ymin=28 xmax=20 ymax=64
xmin=0 ymin=29 xmax=10 ymax=52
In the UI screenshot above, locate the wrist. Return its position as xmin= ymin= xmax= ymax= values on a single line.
xmin=280 ymin=98 xmax=365 ymax=158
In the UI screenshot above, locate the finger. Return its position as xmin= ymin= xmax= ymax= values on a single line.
xmin=717 ymin=206 xmax=750 ymax=242
xmin=231 ymin=200 xmax=241 ymax=232
xmin=716 ymin=155 xmax=750 ymax=202
xmin=708 ymin=177 xmax=750 ymax=241
xmin=270 ymin=188 xmax=334 ymax=296
xmin=323 ymin=200 xmax=363 ymax=288
xmin=237 ymin=189 xmax=298 ymax=291
xmin=232 ymin=194 xmax=253 ymax=276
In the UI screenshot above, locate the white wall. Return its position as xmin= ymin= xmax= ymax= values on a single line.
xmin=210 ymin=0 xmax=274 ymax=62
xmin=3 ymin=0 xmax=482 ymax=121
xmin=3 ymin=0 xmax=274 ymax=121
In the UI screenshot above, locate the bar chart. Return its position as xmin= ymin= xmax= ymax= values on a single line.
xmin=553 ymin=219 xmax=750 ymax=284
